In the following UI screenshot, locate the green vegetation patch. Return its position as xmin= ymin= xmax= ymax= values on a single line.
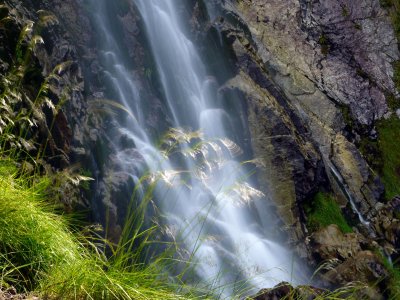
xmin=376 ymin=116 xmax=400 ymax=200
xmin=318 ymin=34 xmax=330 ymax=56
xmin=305 ymin=192 xmax=352 ymax=233
xmin=393 ymin=60 xmax=400 ymax=91
xmin=0 ymin=159 xmax=192 ymax=299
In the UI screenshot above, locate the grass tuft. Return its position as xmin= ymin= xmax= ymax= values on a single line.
xmin=0 ymin=158 xmax=196 ymax=299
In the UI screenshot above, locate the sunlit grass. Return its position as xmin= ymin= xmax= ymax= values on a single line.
xmin=0 ymin=158 xmax=198 ymax=299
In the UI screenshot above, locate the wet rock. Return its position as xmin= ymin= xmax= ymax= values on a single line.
xmin=308 ymin=225 xmax=388 ymax=297
xmin=323 ymin=250 xmax=388 ymax=287
xmin=370 ymin=196 xmax=400 ymax=255
xmin=309 ymin=224 xmax=365 ymax=261
xmin=206 ymin=0 xmax=392 ymax=260
xmin=251 ymin=282 xmax=294 ymax=300
xmin=250 ymin=282 xmax=326 ymax=300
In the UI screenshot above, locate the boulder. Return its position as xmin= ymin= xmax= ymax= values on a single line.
xmin=250 ymin=282 xmax=326 ymax=300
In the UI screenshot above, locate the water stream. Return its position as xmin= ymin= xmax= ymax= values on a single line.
xmin=89 ymin=0 xmax=303 ymax=296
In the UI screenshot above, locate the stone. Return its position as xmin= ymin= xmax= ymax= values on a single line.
xmin=309 ymin=224 xmax=364 ymax=261
xmin=323 ymin=250 xmax=388 ymax=287
xmin=250 ymin=282 xmax=327 ymax=300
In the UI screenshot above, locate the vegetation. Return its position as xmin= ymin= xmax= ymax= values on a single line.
xmin=376 ymin=116 xmax=400 ymax=200
xmin=0 ymin=8 xmax=196 ymax=299
xmin=304 ymin=192 xmax=353 ymax=234
xmin=0 ymin=159 xmax=198 ymax=299
xmin=318 ymin=34 xmax=330 ymax=56
xmin=379 ymin=254 xmax=400 ymax=300
xmin=358 ymin=116 xmax=400 ymax=201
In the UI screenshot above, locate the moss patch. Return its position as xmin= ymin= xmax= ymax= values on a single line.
xmin=376 ymin=116 xmax=400 ymax=200
xmin=305 ymin=192 xmax=353 ymax=233
xmin=393 ymin=60 xmax=400 ymax=91
xmin=318 ymin=34 xmax=330 ymax=56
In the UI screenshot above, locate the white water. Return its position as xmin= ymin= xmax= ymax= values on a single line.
xmin=90 ymin=0 xmax=302 ymax=297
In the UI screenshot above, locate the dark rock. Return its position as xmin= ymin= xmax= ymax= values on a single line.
xmin=251 ymin=282 xmax=295 ymax=300
xmin=323 ymin=250 xmax=388 ymax=286
xmin=250 ymin=282 xmax=327 ymax=300
xmin=309 ymin=224 xmax=365 ymax=262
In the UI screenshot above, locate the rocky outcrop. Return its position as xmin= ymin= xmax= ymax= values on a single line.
xmin=205 ymin=0 xmax=399 ymax=235
xmin=370 ymin=196 xmax=400 ymax=258
xmin=197 ymin=0 xmax=400 ymax=294
xmin=307 ymin=225 xmax=388 ymax=294
xmin=250 ymin=282 xmax=326 ymax=300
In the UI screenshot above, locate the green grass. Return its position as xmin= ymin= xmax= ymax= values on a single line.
xmin=378 ymin=253 xmax=400 ymax=299
xmin=0 ymin=158 xmax=197 ymax=299
xmin=377 ymin=116 xmax=400 ymax=200
xmin=305 ymin=192 xmax=353 ymax=234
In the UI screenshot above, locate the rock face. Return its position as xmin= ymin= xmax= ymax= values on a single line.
xmin=198 ymin=0 xmax=399 ymax=294
xmin=205 ymin=0 xmax=398 ymax=236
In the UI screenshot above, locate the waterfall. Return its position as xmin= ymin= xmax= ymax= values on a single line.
xmin=89 ymin=0 xmax=304 ymax=297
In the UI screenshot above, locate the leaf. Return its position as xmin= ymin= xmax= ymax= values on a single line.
xmin=19 ymin=137 xmax=36 ymax=151
xmin=31 ymin=35 xmax=44 ymax=45
xmin=90 ymin=98 xmax=137 ymax=122
xmin=44 ymin=97 xmax=57 ymax=114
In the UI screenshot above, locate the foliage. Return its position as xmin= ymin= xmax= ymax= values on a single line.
xmin=376 ymin=116 xmax=400 ymax=200
xmin=386 ymin=264 xmax=400 ymax=299
xmin=305 ymin=192 xmax=353 ymax=233
xmin=393 ymin=60 xmax=400 ymax=92
xmin=0 ymin=159 xmax=199 ymax=299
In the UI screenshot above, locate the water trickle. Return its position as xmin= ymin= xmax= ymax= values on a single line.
xmin=89 ymin=0 xmax=304 ymax=296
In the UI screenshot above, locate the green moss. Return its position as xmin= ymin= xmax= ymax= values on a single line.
xmin=318 ymin=34 xmax=330 ymax=56
xmin=393 ymin=60 xmax=400 ymax=91
xmin=386 ymin=93 xmax=400 ymax=111
xmin=358 ymin=137 xmax=382 ymax=171
xmin=340 ymin=104 xmax=355 ymax=130
xmin=376 ymin=116 xmax=400 ymax=200
xmin=353 ymin=22 xmax=362 ymax=30
xmin=305 ymin=192 xmax=353 ymax=233
xmin=341 ymin=5 xmax=349 ymax=17
xmin=357 ymin=116 xmax=400 ymax=201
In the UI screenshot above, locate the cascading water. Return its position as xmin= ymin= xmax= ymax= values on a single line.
xmin=89 ymin=0 xmax=304 ymax=297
